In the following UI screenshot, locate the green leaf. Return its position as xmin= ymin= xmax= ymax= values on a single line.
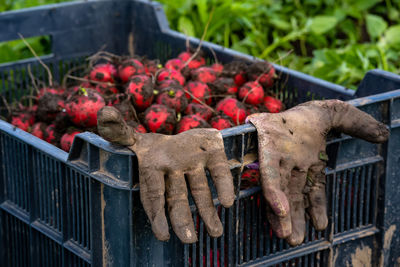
xmin=177 ymin=16 xmax=195 ymax=36
xmin=269 ymin=18 xmax=291 ymax=31
xmin=384 ymin=25 xmax=400 ymax=46
xmin=366 ymin=15 xmax=387 ymax=39
xmin=309 ymin=16 xmax=338 ymax=34
xmin=196 ymin=0 xmax=208 ymax=24
xmin=352 ymin=0 xmax=381 ymax=11
xmin=319 ymin=151 xmax=329 ymax=162
xmin=333 ymin=8 xmax=347 ymax=21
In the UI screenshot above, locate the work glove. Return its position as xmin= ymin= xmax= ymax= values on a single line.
xmin=247 ymin=100 xmax=389 ymax=246
xmin=97 ymin=106 xmax=235 ymax=243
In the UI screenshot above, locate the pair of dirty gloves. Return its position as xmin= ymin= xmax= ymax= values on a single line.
xmin=97 ymin=100 xmax=388 ymax=246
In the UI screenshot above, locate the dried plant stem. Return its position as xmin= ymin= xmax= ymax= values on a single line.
xmin=209 ymin=47 xmax=219 ymax=64
xmin=62 ymin=65 xmax=87 ymax=88
xmin=128 ymin=32 xmax=135 ymax=58
xmin=18 ymin=33 xmax=53 ymax=86
xmin=182 ymin=89 xmax=216 ymax=113
xmin=0 ymin=95 xmax=11 ymax=116
xmin=127 ymin=97 xmax=140 ymax=122
xmin=183 ymin=7 xmax=215 ymax=68
xmin=65 ymin=75 xmax=116 ymax=87
xmin=27 ymin=64 xmax=40 ymax=94
xmin=241 ymin=86 xmax=258 ymax=104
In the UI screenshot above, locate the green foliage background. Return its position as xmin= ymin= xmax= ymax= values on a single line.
xmin=2 ymin=0 xmax=400 ymax=89
xmin=0 ymin=0 xmax=69 ymax=65
xmin=158 ymin=0 xmax=400 ymax=89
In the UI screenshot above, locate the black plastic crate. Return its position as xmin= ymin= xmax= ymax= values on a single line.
xmin=1 ymin=1 xmax=400 ymax=266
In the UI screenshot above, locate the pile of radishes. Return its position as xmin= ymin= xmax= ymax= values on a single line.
xmin=6 ymin=49 xmax=283 ymax=154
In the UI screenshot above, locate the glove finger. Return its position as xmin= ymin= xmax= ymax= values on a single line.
xmin=248 ymin=114 xmax=290 ymax=218
xmin=264 ymin=166 xmax=292 ymax=239
xmin=306 ymin=162 xmax=328 ymax=231
xmin=139 ymin=169 xmax=169 ymax=241
xmin=206 ymin=149 xmax=235 ymax=208
xmin=285 ymin=167 xmax=307 ymax=246
xmin=266 ymin=205 xmax=292 ymax=239
xmin=260 ymin=151 xmax=292 ymax=239
xmin=258 ymin=148 xmax=290 ymax=218
xmin=97 ymin=106 xmax=136 ymax=146
xmin=286 ymin=198 xmax=306 ymax=246
xmin=313 ymin=100 xmax=389 ymax=143
xmin=166 ymin=171 xmax=197 ymax=243
xmin=187 ymin=168 xmax=223 ymax=237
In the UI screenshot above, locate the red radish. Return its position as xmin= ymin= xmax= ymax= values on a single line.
xmin=263 ymin=96 xmax=283 ymax=113
xmin=143 ymin=104 xmax=176 ymax=134
xmin=28 ymin=104 xmax=38 ymax=116
xmin=157 ymin=69 xmax=185 ymax=86
xmin=89 ymin=63 xmax=117 ymax=83
xmin=223 ymin=61 xmax=248 ymax=86
xmin=216 ymin=98 xmax=247 ymax=125
xmin=184 ymin=81 xmax=212 ymax=105
xmin=184 ymin=103 xmax=213 ymax=121
xmin=80 ymin=76 xmax=93 ymax=89
xmin=211 ymin=63 xmax=224 ymax=75
xmin=114 ymin=100 xmax=136 ymax=121
xmin=36 ymin=93 xmax=66 ymax=122
xmin=245 ymin=103 xmax=264 ymax=116
xmin=209 ymin=114 xmax=234 ymax=130
xmin=65 ymin=88 xmax=105 ymax=127
xmin=11 ymin=111 xmax=35 ymax=131
xmin=178 ymin=51 xmax=206 ymax=69
xmin=44 ymin=124 xmax=57 ymax=144
xmin=234 ymin=72 xmax=247 ymax=86
xmin=60 ymin=130 xmax=81 ymax=152
xmin=177 ymin=51 xmax=192 ymax=62
xmin=156 ymin=88 xmax=188 ymax=113
xmin=191 ymin=67 xmax=217 ymax=83
xmin=241 ymin=169 xmax=260 ymax=189
xmin=127 ymin=120 xmax=147 ymax=133
xmin=135 ymin=124 xmax=147 ymax=133
xmin=94 ymin=84 xmax=119 ymax=95
xmin=248 ymin=62 xmax=276 ymax=88
xmin=241 ymin=169 xmax=260 ymax=181
xmin=209 ymin=77 xmax=238 ymax=96
xmin=38 ymin=87 xmax=64 ymax=98
xmin=53 ymin=111 xmax=71 ymax=134
xmin=31 ymin=122 xmax=47 ymax=139
xmin=165 ymin=58 xmax=184 ymax=71
xmin=69 ymin=85 xmax=84 ymax=94
xmin=238 ymin=81 xmax=264 ymax=105
xmin=157 ymin=79 xmax=181 ymax=90
xmin=142 ymin=58 xmax=160 ymax=76
xmin=176 ymin=115 xmax=210 ymax=133
xmin=37 ymin=87 xmax=65 ymax=98
xmin=105 ymin=93 xmax=125 ymax=106
xmin=125 ymin=75 xmax=154 ymax=111
xmin=118 ymin=58 xmax=145 ymax=83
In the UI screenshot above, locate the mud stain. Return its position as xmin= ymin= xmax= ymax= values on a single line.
xmin=101 ymin=184 xmax=112 ymax=267
xmin=379 ymin=225 xmax=397 ymax=267
xmin=328 ymin=248 xmax=339 ymax=267
xmin=347 ymin=245 xmax=372 ymax=267
xmin=383 ymin=225 xmax=396 ymax=250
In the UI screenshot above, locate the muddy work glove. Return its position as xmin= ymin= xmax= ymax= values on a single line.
xmin=97 ymin=106 xmax=235 ymax=243
xmin=248 ymin=100 xmax=389 ymax=246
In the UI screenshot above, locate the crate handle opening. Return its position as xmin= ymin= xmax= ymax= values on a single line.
xmin=0 ymin=35 xmax=52 ymax=65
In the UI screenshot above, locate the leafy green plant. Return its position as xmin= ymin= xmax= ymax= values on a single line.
xmin=2 ymin=0 xmax=400 ymax=89
xmin=158 ymin=0 xmax=400 ymax=89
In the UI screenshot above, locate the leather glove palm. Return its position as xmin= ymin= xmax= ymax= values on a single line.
xmin=97 ymin=106 xmax=235 ymax=243
xmin=248 ymin=100 xmax=389 ymax=245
